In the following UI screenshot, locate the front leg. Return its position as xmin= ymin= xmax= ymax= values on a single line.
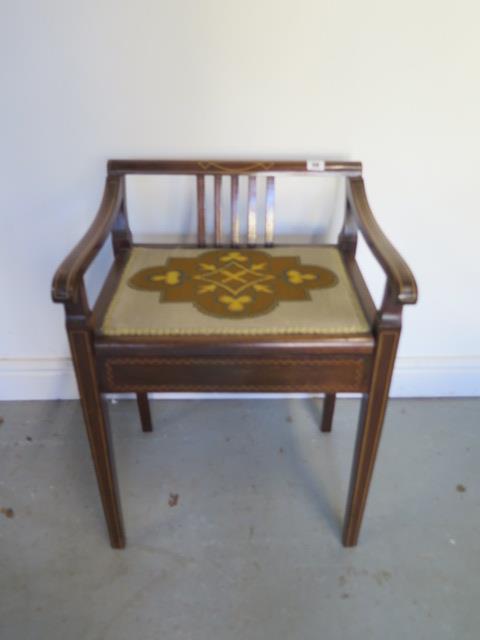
xmin=342 ymin=329 xmax=399 ymax=547
xmin=69 ymin=329 xmax=125 ymax=548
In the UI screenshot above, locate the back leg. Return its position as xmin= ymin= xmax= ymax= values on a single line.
xmin=137 ymin=393 xmax=153 ymax=432
xmin=320 ymin=394 xmax=336 ymax=433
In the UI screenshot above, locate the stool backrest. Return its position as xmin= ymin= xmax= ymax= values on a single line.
xmin=108 ymin=160 xmax=362 ymax=248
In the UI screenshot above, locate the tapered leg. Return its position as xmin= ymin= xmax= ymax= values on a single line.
xmin=137 ymin=393 xmax=153 ymax=432
xmin=320 ymin=394 xmax=336 ymax=432
xmin=69 ymin=330 xmax=125 ymax=548
xmin=343 ymin=330 xmax=400 ymax=547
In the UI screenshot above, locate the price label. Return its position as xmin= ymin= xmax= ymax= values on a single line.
xmin=307 ymin=160 xmax=325 ymax=171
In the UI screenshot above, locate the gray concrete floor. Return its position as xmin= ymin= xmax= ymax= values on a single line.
xmin=0 ymin=398 xmax=478 ymax=640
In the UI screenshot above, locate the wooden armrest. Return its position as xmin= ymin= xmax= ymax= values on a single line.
xmin=347 ymin=177 xmax=418 ymax=305
xmin=52 ymin=176 xmax=124 ymax=304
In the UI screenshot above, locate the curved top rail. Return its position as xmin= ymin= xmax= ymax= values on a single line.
xmin=107 ymin=159 xmax=362 ymax=177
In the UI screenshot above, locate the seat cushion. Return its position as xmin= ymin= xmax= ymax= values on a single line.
xmin=100 ymin=246 xmax=370 ymax=336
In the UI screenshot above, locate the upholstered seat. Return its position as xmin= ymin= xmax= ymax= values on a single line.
xmin=100 ymin=246 xmax=370 ymax=337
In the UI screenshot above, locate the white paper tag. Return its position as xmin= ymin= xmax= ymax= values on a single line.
xmin=307 ymin=159 xmax=325 ymax=171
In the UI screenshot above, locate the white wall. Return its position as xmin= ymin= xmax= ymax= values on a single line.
xmin=1 ymin=0 xmax=479 ymax=399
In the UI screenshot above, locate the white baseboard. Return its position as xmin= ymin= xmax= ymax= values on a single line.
xmin=0 ymin=356 xmax=479 ymax=401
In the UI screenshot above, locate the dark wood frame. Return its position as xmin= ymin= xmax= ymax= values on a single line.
xmin=52 ymin=159 xmax=417 ymax=548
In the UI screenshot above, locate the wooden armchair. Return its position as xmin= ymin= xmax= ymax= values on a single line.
xmin=52 ymin=159 xmax=417 ymax=548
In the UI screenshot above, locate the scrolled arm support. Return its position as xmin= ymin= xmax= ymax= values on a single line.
xmin=346 ymin=177 xmax=418 ymax=307
xmin=51 ymin=175 xmax=125 ymax=310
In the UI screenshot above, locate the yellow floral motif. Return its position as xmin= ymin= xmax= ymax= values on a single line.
xmin=220 ymin=251 xmax=248 ymax=263
xmin=219 ymin=295 xmax=252 ymax=312
xmin=253 ymin=284 xmax=272 ymax=293
xmin=198 ymin=284 xmax=217 ymax=294
xmin=287 ymin=270 xmax=317 ymax=284
xmin=151 ymin=270 xmax=181 ymax=285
